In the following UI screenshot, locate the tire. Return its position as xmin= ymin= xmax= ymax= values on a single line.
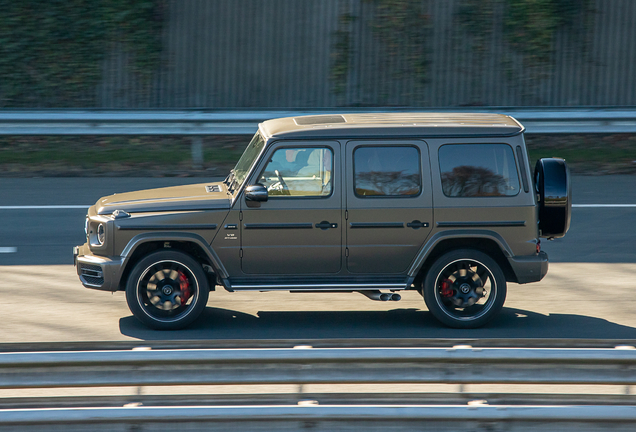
xmin=534 ymin=157 xmax=571 ymax=238
xmin=422 ymin=249 xmax=506 ymax=329
xmin=125 ymin=250 xmax=210 ymax=330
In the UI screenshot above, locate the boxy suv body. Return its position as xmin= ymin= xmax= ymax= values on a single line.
xmin=74 ymin=113 xmax=571 ymax=329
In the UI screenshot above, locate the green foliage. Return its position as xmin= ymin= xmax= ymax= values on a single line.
xmin=331 ymin=0 xmax=592 ymax=98
xmin=552 ymin=0 xmax=593 ymax=26
xmin=330 ymin=0 xmax=431 ymax=96
xmin=525 ymin=134 xmax=636 ymax=174
xmin=330 ymin=13 xmax=355 ymax=96
xmin=0 ymin=0 xmax=165 ymax=107
xmin=457 ymin=0 xmax=593 ymax=79
xmin=364 ymin=0 xmax=430 ymax=84
xmin=0 ymin=135 xmax=248 ymax=176
xmin=504 ymin=0 xmax=559 ymax=68
xmin=456 ymin=0 xmax=498 ymax=52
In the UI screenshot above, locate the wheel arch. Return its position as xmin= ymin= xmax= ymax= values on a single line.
xmin=410 ymin=231 xmax=517 ymax=287
xmin=117 ymin=233 xmax=228 ymax=291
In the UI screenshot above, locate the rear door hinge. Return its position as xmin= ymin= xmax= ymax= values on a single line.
xmin=239 ymin=249 xmax=243 ymax=258
xmin=239 ymin=211 xmax=243 ymax=221
xmin=345 ymin=247 xmax=349 ymax=257
xmin=345 ymin=210 xmax=348 ymax=220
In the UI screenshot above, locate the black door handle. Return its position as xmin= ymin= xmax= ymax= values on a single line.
xmin=315 ymin=221 xmax=338 ymax=230
xmin=407 ymin=220 xmax=429 ymax=229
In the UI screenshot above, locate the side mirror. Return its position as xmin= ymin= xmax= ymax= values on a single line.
xmin=245 ymin=184 xmax=268 ymax=202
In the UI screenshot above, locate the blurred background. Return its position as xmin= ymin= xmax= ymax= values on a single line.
xmin=1 ymin=0 xmax=635 ymax=175
xmin=2 ymin=4 xmax=636 ymax=425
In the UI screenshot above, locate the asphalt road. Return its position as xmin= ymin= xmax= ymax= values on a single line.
xmin=1 ymin=262 xmax=636 ymax=343
xmin=0 ymin=175 xmax=635 ymax=343
xmin=1 ymin=175 xmax=635 ymax=265
xmin=0 ymin=177 xmax=202 ymax=266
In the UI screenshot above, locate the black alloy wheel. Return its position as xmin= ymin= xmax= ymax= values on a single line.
xmin=126 ymin=250 xmax=210 ymax=330
xmin=423 ymin=249 xmax=506 ymax=329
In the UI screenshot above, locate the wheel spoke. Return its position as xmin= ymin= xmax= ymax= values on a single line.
xmin=155 ymin=268 xmax=167 ymax=281
xmin=128 ymin=253 xmax=210 ymax=330
xmin=430 ymin=256 xmax=503 ymax=322
xmin=150 ymin=264 xmax=164 ymax=279
xmin=440 ymin=267 xmax=453 ymax=280
xmin=476 ymin=265 xmax=488 ymax=283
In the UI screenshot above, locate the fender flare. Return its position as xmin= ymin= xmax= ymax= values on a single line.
xmin=407 ymin=230 xmax=514 ymax=277
xmin=118 ymin=232 xmax=230 ymax=284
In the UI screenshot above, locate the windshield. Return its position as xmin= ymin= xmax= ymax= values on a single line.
xmin=230 ymin=132 xmax=265 ymax=192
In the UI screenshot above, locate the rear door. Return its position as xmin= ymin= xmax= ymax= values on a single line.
xmin=345 ymin=140 xmax=433 ymax=274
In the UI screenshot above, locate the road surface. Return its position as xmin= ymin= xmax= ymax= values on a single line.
xmin=0 ymin=176 xmax=635 ymax=343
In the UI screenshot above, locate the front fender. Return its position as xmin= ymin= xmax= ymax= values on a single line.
xmin=119 ymin=232 xmax=230 ymax=282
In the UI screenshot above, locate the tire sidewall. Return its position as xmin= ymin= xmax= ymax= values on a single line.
xmin=125 ymin=250 xmax=210 ymax=330
xmin=423 ymin=249 xmax=506 ymax=329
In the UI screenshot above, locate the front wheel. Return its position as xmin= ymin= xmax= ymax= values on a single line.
xmin=422 ymin=249 xmax=506 ymax=329
xmin=125 ymin=250 xmax=209 ymax=330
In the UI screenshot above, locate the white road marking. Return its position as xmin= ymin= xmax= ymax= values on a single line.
xmin=572 ymin=204 xmax=636 ymax=208
xmin=0 ymin=247 xmax=17 ymax=253
xmin=0 ymin=204 xmax=634 ymax=209
xmin=0 ymin=205 xmax=89 ymax=209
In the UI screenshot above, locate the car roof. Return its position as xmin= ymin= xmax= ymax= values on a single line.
xmin=259 ymin=113 xmax=524 ymax=140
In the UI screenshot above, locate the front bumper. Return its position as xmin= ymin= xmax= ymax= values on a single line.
xmin=507 ymin=251 xmax=549 ymax=284
xmin=74 ymin=243 xmax=123 ymax=292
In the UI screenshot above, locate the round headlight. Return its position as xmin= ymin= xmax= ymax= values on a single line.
xmin=97 ymin=223 xmax=105 ymax=245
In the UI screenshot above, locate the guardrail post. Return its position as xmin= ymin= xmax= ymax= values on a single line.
xmin=191 ymin=136 xmax=203 ymax=170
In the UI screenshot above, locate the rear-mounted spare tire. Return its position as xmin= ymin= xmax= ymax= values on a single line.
xmin=534 ymin=158 xmax=571 ymax=239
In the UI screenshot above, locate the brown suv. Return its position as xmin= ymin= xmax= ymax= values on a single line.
xmin=74 ymin=113 xmax=570 ymax=329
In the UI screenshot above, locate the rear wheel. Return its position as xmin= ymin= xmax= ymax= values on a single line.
xmin=125 ymin=250 xmax=209 ymax=330
xmin=423 ymin=249 xmax=506 ymax=328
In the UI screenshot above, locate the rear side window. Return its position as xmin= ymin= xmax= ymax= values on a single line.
xmin=439 ymin=144 xmax=520 ymax=197
xmin=353 ymin=146 xmax=421 ymax=197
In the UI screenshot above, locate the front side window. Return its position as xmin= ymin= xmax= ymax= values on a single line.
xmin=353 ymin=146 xmax=421 ymax=197
xmin=439 ymin=144 xmax=520 ymax=197
xmin=259 ymin=147 xmax=333 ymax=197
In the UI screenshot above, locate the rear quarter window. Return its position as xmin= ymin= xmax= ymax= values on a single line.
xmin=439 ymin=144 xmax=520 ymax=197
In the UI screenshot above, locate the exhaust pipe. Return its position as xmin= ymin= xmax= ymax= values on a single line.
xmin=357 ymin=291 xmax=401 ymax=301
xmin=358 ymin=290 xmax=387 ymax=301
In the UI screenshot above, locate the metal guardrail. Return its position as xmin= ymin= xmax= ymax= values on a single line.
xmin=1 ymin=345 xmax=636 ymax=429
xmin=1 ymin=108 xmax=636 ymax=135
xmin=2 ymin=337 xmax=635 ymax=352
xmin=2 ymin=345 xmax=636 ymax=388
xmin=3 ymin=405 xmax=636 ymax=431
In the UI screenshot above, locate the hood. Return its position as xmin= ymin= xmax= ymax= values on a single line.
xmin=96 ymin=182 xmax=231 ymax=215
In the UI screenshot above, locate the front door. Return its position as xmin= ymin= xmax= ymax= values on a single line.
xmin=240 ymin=141 xmax=342 ymax=275
xmin=345 ymin=141 xmax=433 ymax=274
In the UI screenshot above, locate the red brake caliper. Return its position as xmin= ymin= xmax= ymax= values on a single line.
xmin=440 ymin=279 xmax=454 ymax=298
xmin=178 ymin=271 xmax=191 ymax=305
